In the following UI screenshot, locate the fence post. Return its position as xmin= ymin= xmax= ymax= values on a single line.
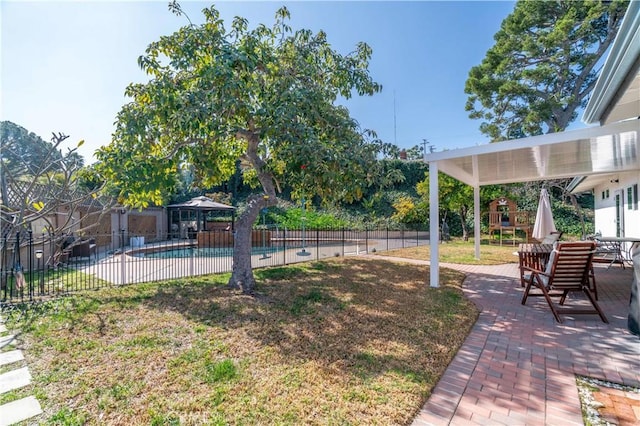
xmin=39 ymin=233 xmax=45 ymax=295
xmin=1 ymin=235 xmax=6 ymax=301
xmin=386 ymin=226 xmax=389 ymax=251
xmin=283 ymin=228 xmax=287 ymax=266
xmin=13 ymin=231 xmax=22 ymax=301
xmin=120 ymin=229 xmax=127 ymax=286
xmin=342 ymin=228 xmax=345 ymax=257
xmin=49 ymin=232 xmax=55 ymax=294
xmin=28 ymin=230 xmax=34 ymax=301
xmin=365 ymin=228 xmax=369 ymax=253
xmin=190 ymin=244 xmax=195 ymax=276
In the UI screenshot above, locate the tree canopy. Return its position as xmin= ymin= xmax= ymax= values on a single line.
xmin=96 ymin=3 xmax=382 ymax=293
xmin=465 ymin=0 xmax=627 ymax=141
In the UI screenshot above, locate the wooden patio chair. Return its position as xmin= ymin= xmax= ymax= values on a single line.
xmin=539 ymin=231 xmax=563 ymax=244
xmin=521 ymin=241 xmax=608 ymax=323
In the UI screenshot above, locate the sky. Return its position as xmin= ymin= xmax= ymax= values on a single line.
xmin=1 ymin=0 xmax=521 ymax=164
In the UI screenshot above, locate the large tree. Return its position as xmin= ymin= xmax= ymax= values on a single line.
xmin=465 ymin=0 xmax=627 ymax=141
xmin=1 ymin=121 xmax=84 ymax=176
xmin=96 ymin=4 xmax=382 ymax=294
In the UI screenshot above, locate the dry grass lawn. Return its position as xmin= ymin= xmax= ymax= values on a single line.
xmin=382 ymin=239 xmax=521 ymax=265
xmin=7 ymin=257 xmax=478 ymax=425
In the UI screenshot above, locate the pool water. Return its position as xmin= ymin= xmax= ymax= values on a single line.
xmin=138 ymin=246 xmax=283 ymax=259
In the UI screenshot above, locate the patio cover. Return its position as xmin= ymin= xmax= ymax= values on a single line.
xmin=424 ymin=119 xmax=639 ymax=287
xmin=429 ymin=120 xmax=639 ymax=187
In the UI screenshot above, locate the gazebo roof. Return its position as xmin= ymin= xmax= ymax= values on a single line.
xmin=167 ymin=196 xmax=235 ymax=211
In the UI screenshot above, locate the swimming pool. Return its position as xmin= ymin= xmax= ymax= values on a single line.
xmin=133 ymin=246 xmax=283 ymax=259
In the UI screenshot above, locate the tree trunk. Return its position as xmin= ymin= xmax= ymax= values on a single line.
xmin=549 ymin=179 xmax=587 ymax=238
xmin=228 ymin=129 xmax=277 ymax=294
xmin=459 ymin=207 xmax=469 ymax=241
xmin=229 ymin=199 xmax=261 ymax=294
xmin=566 ymin=191 xmax=588 ymax=238
xmin=229 ymin=193 xmax=269 ymax=294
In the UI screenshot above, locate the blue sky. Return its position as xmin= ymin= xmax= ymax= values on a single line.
xmin=2 ymin=1 xmax=519 ymax=163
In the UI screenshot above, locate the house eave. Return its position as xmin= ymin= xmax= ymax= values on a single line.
xmin=583 ymin=1 xmax=640 ymax=125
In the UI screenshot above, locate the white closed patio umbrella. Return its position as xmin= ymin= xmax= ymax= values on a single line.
xmin=532 ymin=188 xmax=557 ymax=240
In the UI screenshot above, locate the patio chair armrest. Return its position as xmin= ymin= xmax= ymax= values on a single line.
xmin=521 ymin=264 xmax=544 ymax=274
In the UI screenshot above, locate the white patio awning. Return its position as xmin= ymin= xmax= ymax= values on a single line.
xmin=424 ymin=119 xmax=639 ymax=188
xmin=423 ymin=119 xmax=639 ymax=288
xmin=422 ymin=1 xmax=639 ymax=288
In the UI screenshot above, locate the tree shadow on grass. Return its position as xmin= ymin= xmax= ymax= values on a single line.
xmin=9 ymin=257 xmax=478 ymax=424
xmin=138 ymin=257 xmax=477 ymax=384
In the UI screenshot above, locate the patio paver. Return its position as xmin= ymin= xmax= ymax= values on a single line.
xmin=0 ymin=350 xmax=24 ymax=367
xmin=0 ymin=317 xmax=43 ymax=425
xmin=404 ymin=259 xmax=640 ymax=426
xmin=0 ymin=396 xmax=43 ymax=426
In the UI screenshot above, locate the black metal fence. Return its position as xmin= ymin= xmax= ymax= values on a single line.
xmin=1 ymin=225 xmax=431 ymax=304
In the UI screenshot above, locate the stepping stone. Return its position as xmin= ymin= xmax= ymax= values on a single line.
xmin=0 ymin=367 xmax=31 ymax=394
xmin=0 ymin=395 xmax=42 ymax=426
xmin=0 ymin=335 xmax=15 ymax=349
xmin=0 ymin=350 xmax=24 ymax=367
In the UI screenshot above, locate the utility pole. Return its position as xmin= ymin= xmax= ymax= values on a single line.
xmin=393 ymin=90 xmax=397 ymax=146
xmin=421 ymin=138 xmax=435 ymax=161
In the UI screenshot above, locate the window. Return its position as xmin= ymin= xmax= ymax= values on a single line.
xmin=627 ymin=185 xmax=639 ymax=210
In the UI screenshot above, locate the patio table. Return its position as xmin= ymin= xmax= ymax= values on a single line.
xmin=517 ymin=243 xmax=554 ymax=287
xmin=593 ymin=237 xmax=640 ymax=269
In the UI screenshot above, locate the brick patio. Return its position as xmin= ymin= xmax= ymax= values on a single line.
xmin=411 ymin=261 xmax=639 ymax=426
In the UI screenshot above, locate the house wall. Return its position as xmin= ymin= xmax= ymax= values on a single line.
xmin=622 ymin=172 xmax=640 ymax=238
xmin=594 ymin=183 xmax=618 ymax=236
xmin=593 ymin=171 xmax=640 ymax=238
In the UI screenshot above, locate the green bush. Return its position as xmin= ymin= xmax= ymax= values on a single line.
xmin=552 ymin=200 xmax=594 ymax=237
xmin=267 ymin=206 xmax=349 ymax=229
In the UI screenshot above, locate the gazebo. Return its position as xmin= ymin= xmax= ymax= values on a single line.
xmin=166 ymin=196 xmax=235 ymax=239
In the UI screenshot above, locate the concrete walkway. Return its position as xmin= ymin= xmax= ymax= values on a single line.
xmin=394 ymin=258 xmax=640 ymax=426
xmin=0 ymin=318 xmax=42 ymax=426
